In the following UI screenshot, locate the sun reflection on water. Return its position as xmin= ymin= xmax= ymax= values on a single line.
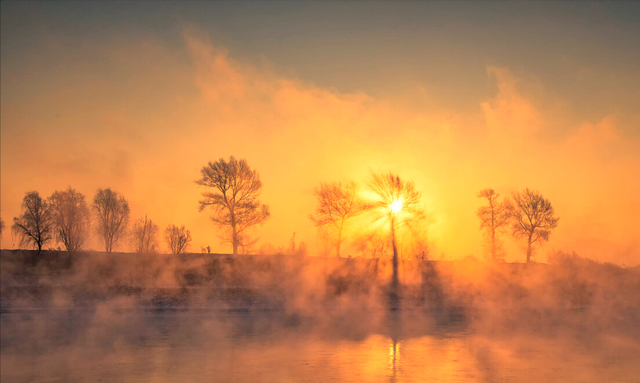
xmin=388 ymin=338 xmax=400 ymax=382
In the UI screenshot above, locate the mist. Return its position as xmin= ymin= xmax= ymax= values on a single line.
xmin=2 ymin=2 xmax=640 ymax=382
xmin=2 ymin=249 xmax=640 ymax=382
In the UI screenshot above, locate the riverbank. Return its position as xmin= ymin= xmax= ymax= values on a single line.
xmin=2 ymin=249 xmax=639 ymax=336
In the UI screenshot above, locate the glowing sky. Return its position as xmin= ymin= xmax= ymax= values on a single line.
xmin=2 ymin=2 xmax=639 ymax=264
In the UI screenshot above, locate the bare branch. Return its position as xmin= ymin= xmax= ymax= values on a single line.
xmin=195 ymin=156 xmax=270 ymax=255
xmin=164 ymin=224 xmax=192 ymax=255
xmin=12 ymin=191 xmax=54 ymax=252
xmin=508 ymin=188 xmax=559 ymax=262
xmin=49 ymin=187 xmax=91 ymax=254
xmin=476 ymin=188 xmax=510 ymax=261
xmin=130 ymin=215 xmax=159 ymax=254
xmin=309 ymin=180 xmax=367 ymax=257
xmin=93 ymin=188 xmax=130 ymax=253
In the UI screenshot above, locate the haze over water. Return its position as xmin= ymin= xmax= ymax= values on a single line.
xmin=2 ymin=250 xmax=640 ymax=382
xmin=3 ymin=309 xmax=640 ymax=383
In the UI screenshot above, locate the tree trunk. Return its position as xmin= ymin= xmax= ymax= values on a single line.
xmin=491 ymin=230 xmax=496 ymax=261
xmin=491 ymin=203 xmax=496 ymax=261
xmin=232 ymin=224 xmax=238 ymax=255
xmin=336 ymin=221 xmax=344 ymax=258
xmin=526 ymin=232 xmax=533 ymax=263
xmin=391 ymin=215 xmax=399 ymax=298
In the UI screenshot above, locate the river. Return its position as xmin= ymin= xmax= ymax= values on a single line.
xmin=2 ymin=307 xmax=639 ymax=382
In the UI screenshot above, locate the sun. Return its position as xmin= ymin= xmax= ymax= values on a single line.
xmin=390 ymin=199 xmax=403 ymax=214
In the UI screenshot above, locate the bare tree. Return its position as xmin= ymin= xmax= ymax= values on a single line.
xmin=130 ymin=215 xmax=159 ymax=254
xmin=507 ymin=188 xmax=559 ymax=263
xmin=287 ymin=232 xmax=307 ymax=256
xmin=12 ymin=191 xmax=54 ymax=252
xmin=369 ymin=173 xmax=424 ymax=296
xmin=93 ymin=188 xmax=130 ymax=253
xmin=477 ymin=188 xmax=510 ymax=261
xmin=196 ymin=156 xmax=270 ymax=255
xmin=49 ymin=187 xmax=91 ymax=254
xmin=309 ymin=181 xmax=368 ymax=257
xmin=354 ymin=230 xmax=392 ymax=259
xmin=164 ymin=224 xmax=192 ymax=255
xmin=403 ymin=233 xmax=430 ymax=263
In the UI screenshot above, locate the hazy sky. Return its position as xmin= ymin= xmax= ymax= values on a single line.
xmin=2 ymin=2 xmax=639 ymax=264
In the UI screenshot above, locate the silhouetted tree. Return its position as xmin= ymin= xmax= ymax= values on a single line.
xmin=507 ymin=188 xmax=559 ymax=263
xmin=93 ymin=188 xmax=130 ymax=253
xmin=309 ymin=181 xmax=368 ymax=257
xmin=258 ymin=234 xmax=307 ymax=256
xmin=164 ymin=224 xmax=192 ymax=255
xmin=236 ymin=232 xmax=259 ymax=254
xmin=287 ymin=232 xmax=307 ymax=256
xmin=49 ymin=187 xmax=91 ymax=254
xmin=354 ymin=230 xmax=391 ymax=259
xmin=196 ymin=156 xmax=270 ymax=255
xmin=0 ymin=217 xmax=4 ymax=249
xmin=369 ymin=173 xmax=424 ymax=296
xmin=477 ymin=188 xmax=510 ymax=261
xmin=405 ymin=235 xmax=430 ymax=263
xmin=130 ymin=215 xmax=159 ymax=254
xmin=12 ymin=191 xmax=54 ymax=252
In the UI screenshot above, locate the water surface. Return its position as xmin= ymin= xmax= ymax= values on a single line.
xmin=2 ymin=308 xmax=639 ymax=382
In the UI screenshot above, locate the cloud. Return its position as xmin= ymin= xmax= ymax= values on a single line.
xmin=482 ymin=66 xmax=543 ymax=139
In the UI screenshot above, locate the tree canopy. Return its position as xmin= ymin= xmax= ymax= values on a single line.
xmin=477 ymin=188 xmax=510 ymax=261
xmin=508 ymin=188 xmax=560 ymax=263
xmin=12 ymin=191 xmax=54 ymax=252
xmin=130 ymin=215 xmax=159 ymax=254
xmin=369 ymin=172 xmax=425 ymax=297
xmin=93 ymin=188 xmax=130 ymax=253
xmin=49 ymin=187 xmax=91 ymax=254
xmin=196 ymin=156 xmax=270 ymax=255
xmin=165 ymin=224 xmax=192 ymax=255
xmin=309 ymin=180 xmax=367 ymax=257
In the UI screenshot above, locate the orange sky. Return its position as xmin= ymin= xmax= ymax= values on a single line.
xmin=1 ymin=3 xmax=639 ymax=264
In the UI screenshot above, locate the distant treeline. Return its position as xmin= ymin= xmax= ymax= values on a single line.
xmin=4 ymin=156 xmax=559 ymax=264
xmin=6 ymin=187 xmax=192 ymax=256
